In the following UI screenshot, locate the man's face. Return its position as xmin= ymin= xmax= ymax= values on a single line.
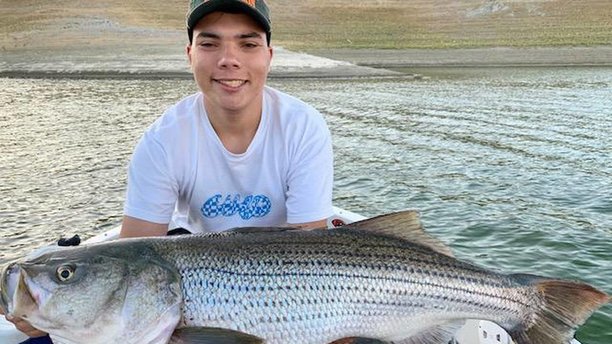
xmin=186 ymin=12 xmax=273 ymax=114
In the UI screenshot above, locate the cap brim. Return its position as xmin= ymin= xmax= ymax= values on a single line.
xmin=187 ymin=0 xmax=271 ymax=33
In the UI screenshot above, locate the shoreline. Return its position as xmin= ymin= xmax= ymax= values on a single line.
xmin=0 ymin=70 xmax=416 ymax=80
xmin=1 ymin=46 xmax=611 ymax=80
xmin=309 ymin=46 xmax=612 ymax=68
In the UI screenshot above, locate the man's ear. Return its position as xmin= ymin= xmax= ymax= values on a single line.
xmin=268 ymin=46 xmax=273 ymax=71
xmin=186 ymin=44 xmax=193 ymax=66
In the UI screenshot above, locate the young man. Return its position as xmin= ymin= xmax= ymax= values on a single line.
xmin=5 ymin=1 xmax=333 ymax=341
xmin=120 ymin=0 xmax=334 ymax=237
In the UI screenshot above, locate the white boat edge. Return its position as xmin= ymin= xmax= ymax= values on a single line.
xmin=0 ymin=206 xmax=581 ymax=344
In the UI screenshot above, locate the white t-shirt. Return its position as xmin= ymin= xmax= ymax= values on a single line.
xmin=124 ymin=86 xmax=334 ymax=233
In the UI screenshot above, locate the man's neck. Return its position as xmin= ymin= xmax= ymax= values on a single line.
xmin=205 ymin=102 xmax=262 ymax=155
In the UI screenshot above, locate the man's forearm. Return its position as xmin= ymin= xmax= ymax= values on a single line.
xmin=120 ymin=216 xmax=169 ymax=238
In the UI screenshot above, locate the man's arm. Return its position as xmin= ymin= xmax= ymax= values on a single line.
xmin=284 ymin=109 xmax=334 ymax=230
xmin=119 ymin=216 xmax=169 ymax=238
xmin=290 ymin=218 xmax=328 ymax=230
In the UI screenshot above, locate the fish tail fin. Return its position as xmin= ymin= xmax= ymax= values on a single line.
xmin=510 ymin=275 xmax=609 ymax=344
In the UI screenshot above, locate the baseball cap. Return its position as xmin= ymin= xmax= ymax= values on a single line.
xmin=187 ymin=0 xmax=272 ymax=45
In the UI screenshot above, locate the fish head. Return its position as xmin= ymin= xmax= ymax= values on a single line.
xmin=1 ymin=241 xmax=183 ymax=344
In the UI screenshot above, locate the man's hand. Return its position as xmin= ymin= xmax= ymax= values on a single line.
xmin=1 ymin=309 xmax=47 ymax=338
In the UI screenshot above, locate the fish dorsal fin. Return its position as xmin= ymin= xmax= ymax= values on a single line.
xmin=345 ymin=210 xmax=454 ymax=257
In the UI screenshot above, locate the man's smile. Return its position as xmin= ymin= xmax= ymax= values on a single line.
xmin=214 ymin=79 xmax=248 ymax=88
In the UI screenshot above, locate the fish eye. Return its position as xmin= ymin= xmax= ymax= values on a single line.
xmin=56 ymin=264 xmax=76 ymax=282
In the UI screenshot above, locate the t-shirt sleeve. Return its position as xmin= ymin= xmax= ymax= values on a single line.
xmin=285 ymin=111 xmax=334 ymax=224
xmin=123 ymin=129 xmax=178 ymax=224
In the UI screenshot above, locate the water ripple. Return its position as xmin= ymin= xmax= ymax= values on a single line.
xmin=1 ymin=67 xmax=610 ymax=343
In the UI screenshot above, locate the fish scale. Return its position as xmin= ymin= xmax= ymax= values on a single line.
xmin=151 ymin=228 xmax=535 ymax=343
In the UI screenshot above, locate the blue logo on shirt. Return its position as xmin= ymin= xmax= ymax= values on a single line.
xmin=201 ymin=194 xmax=271 ymax=220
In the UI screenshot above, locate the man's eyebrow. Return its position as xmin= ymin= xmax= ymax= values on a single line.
xmin=238 ymin=32 xmax=264 ymax=40
xmin=196 ymin=32 xmax=220 ymax=40
xmin=195 ymin=31 xmax=263 ymax=40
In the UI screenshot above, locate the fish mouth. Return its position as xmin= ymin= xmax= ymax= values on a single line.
xmin=0 ymin=262 xmax=18 ymax=314
xmin=0 ymin=263 xmax=38 ymax=317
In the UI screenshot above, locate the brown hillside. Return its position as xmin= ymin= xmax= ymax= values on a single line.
xmin=271 ymin=0 xmax=612 ymax=48
xmin=1 ymin=0 xmax=611 ymax=51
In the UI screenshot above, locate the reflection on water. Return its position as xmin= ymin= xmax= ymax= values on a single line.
xmin=1 ymin=67 xmax=610 ymax=343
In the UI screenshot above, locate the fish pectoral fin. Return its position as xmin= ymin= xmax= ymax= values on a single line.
xmin=399 ymin=321 xmax=464 ymax=344
xmin=169 ymin=327 xmax=265 ymax=344
xmin=345 ymin=210 xmax=454 ymax=257
xmin=329 ymin=337 xmax=389 ymax=344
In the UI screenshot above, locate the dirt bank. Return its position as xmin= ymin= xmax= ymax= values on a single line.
xmin=309 ymin=46 xmax=612 ymax=68
xmin=1 ymin=1 xmax=610 ymax=79
xmin=2 ymin=42 xmax=610 ymax=80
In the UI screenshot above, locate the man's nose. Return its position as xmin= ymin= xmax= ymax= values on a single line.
xmin=218 ymin=45 xmax=241 ymax=69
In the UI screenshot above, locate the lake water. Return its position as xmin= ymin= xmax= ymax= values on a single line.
xmin=0 ymin=67 xmax=610 ymax=343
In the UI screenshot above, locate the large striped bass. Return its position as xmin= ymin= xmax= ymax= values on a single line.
xmin=1 ymin=211 xmax=609 ymax=344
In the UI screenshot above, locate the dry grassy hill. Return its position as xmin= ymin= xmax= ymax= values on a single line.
xmin=1 ymin=0 xmax=611 ymax=51
xmin=271 ymin=0 xmax=612 ymax=49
